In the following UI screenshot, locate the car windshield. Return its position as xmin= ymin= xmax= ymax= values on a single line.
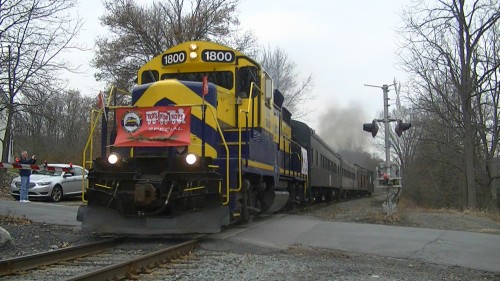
xmin=33 ymin=170 xmax=63 ymax=176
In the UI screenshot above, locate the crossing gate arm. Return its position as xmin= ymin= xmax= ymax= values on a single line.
xmin=0 ymin=162 xmax=74 ymax=173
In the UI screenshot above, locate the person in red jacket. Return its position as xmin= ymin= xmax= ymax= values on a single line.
xmin=383 ymin=172 xmax=389 ymax=185
xmin=18 ymin=150 xmax=36 ymax=203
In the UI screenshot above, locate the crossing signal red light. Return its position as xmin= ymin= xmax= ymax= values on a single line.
xmin=363 ymin=119 xmax=379 ymax=138
xmin=395 ymin=120 xmax=411 ymax=137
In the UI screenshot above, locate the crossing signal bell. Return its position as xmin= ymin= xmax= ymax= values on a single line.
xmin=363 ymin=119 xmax=379 ymax=138
xmin=395 ymin=120 xmax=411 ymax=137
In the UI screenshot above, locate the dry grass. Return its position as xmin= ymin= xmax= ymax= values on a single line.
xmin=364 ymin=212 xmax=407 ymax=224
xmin=465 ymin=209 xmax=500 ymax=222
xmin=398 ymin=198 xmax=500 ymax=222
xmin=0 ymin=212 xmax=32 ymax=225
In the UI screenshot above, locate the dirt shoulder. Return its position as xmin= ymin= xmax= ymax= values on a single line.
xmin=300 ymin=194 xmax=500 ymax=235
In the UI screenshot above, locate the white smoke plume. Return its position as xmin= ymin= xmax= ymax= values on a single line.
xmin=317 ymin=102 xmax=370 ymax=152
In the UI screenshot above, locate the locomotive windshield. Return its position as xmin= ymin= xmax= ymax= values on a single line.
xmin=160 ymin=71 xmax=233 ymax=90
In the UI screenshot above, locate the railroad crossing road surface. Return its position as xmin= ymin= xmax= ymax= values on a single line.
xmin=1 ymin=199 xmax=499 ymax=273
xmin=0 ymin=199 xmax=81 ymax=226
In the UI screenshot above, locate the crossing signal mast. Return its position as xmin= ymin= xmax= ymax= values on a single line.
xmin=363 ymin=82 xmax=411 ymax=214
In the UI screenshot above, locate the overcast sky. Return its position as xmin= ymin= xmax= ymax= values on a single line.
xmin=67 ymin=0 xmax=411 ymax=151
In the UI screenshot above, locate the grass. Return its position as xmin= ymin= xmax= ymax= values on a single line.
xmin=0 ymin=212 xmax=32 ymax=225
xmin=398 ymin=197 xmax=500 ymax=222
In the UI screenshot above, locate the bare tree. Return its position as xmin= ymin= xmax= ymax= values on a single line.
xmin=399 ymin=0 xmax=500 ymax=209
xmin=259 ymin=46 xmax=314 ymax=118
xmin=473 ymin=22 xmax=500 ymax=209
xmin=13 ymin=89 xmax=94 ymax=164
xmin=0 ymin=0 xmax=83 ymax=183
xmin=93 ymin=1 xmax=314 ymax=118
xmin=93 ymin=0 xmax=242 ymax=88
xmin=404 ymin=109 xmax=466 ymax=208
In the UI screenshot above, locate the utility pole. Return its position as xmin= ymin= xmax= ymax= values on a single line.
xmin=1 ymin=45 xmax=12 ymax=162
xmin=0 ymin=45 xmax=12 ymax=186
xmin=364 ymin=83 xmax=395 ymax=171
xmin=363 ymin=82 xmax=411 ymax=215
xmin=382 ymin=84 xmax=391 ymax=169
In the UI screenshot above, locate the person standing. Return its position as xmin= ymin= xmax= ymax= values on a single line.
xmin=18 ymin=150 xmax=36 ymax=203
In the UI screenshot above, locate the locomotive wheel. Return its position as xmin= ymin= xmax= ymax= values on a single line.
xmin=241 ymin=179 xmax=254 ymax=223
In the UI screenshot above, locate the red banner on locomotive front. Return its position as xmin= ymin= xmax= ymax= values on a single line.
xmin=114 ymin=106 xmax=191 ymax=147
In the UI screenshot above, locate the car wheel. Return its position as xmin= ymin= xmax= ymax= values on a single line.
xmin=50 ymin=185 xmax=63 ymax=202
xmin=12 ymin=195 xmax=19 ymax=201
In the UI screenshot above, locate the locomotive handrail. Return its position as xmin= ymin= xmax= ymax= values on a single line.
xmin=174 ymin=102 xmax=231 ymax=205
xmin=233 ymin=82 xmax=263 ymax=193
xmin=82 ymin=109 xmax=102 ymax=203
xmin=81 ymin=86 xmax=122 ymax=203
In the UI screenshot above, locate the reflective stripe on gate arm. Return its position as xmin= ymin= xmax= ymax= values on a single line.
xmin=0 ymin=162 xmax=73 ymax=172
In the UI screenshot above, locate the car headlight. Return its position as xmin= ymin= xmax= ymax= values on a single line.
xmin=108 ymin=152 xmax=119 ymax=164
xmin=186 ymin=153 xmax=197 ymax=165
xmin=37 ymin=181 xmax=52 ymax=186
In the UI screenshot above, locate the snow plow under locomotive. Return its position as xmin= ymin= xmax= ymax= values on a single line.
xmin=77 ymin=41 xmax=373 ymax=235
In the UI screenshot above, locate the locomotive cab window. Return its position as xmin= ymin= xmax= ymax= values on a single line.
xmin=161 ymin=71 xmax=233 ymax=90
xmin=141 ymin=70 xmax=159 ymax=84
xmin=236 ymin=66 xmax=258 ymax=98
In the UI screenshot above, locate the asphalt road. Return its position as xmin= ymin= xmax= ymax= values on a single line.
xmin=1 ymin=199 xmax=499 ymax=273
xmin=209 ymin=214 xmax=500 ymax=273
xmin=0 ymin=199 xmax=81 ymax=226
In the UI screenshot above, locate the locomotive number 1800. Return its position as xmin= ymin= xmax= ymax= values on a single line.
xmin=162 ymin=51 xmax=186 ymax=66
xmin=202 ymin=50 xmax=235 ymax=63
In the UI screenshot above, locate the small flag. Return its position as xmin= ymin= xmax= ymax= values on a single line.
xmin=97 ymin=91 xmax=108 ymax=120
xmin=202 ymin=76 xmax=208 ymax=96
xmin=97 ymin=91 xmax=104 ymax=108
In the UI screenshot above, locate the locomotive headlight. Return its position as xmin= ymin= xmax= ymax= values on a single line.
xmin=189 ymin=43 xmax=198 ymax=51
xmin=185 ymin=153 xmax=197 ymax=165
xmin=189 ymin=51 xmax=198 ymax=59
xmin=108 ymin=153 xmax=119 ymax=164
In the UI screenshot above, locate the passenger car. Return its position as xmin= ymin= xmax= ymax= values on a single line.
xmin=10 ymin=164 xmax=88 ymax=202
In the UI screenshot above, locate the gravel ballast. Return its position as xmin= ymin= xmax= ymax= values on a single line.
xmin=1 ymin=192 xmax=499 ymax=280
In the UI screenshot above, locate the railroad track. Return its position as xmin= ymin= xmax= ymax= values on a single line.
xmin=0 ymin=236 xmax=200 ymax=280
xmin=0 ymin=237 xmax=123 ymax=277
xmin=1 ymin=191 xmax=389 ymax=280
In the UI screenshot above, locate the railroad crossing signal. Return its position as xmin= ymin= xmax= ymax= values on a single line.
xmin=363 ymin=82 xmax=411 ymax=215
xmin=394 ymin=120 xmax=411 ymax=137
xmin=363 ymin=119 xmax=379 ymax=138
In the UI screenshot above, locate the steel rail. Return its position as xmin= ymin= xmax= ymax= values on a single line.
xmin=65 ymin=239 xmax=199 ymax=281
xmin=0 ymin=237 xmax=123 ymax=276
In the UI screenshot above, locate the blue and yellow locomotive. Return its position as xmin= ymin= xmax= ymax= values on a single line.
xmin=77 ymin=41 xmax=308 ymax=235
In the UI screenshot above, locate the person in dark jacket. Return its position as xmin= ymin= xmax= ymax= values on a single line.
xmin=19 ymin=150 xmax=36 ymax=203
